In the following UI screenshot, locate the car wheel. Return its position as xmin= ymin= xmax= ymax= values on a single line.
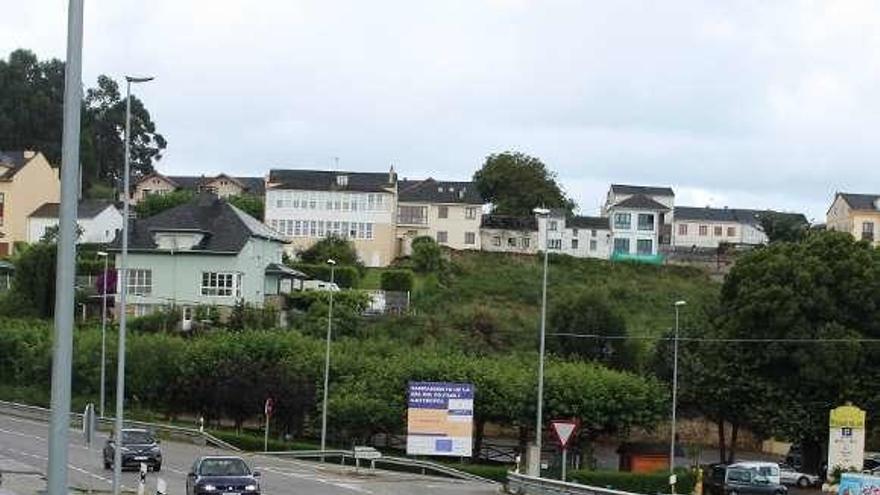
xmin=154 ymin=463 xmax=161 ymax=472
xmin=104 ymin=460 xmax=111 ymax=470
xmin=729 ymin=490 xmax=738 ymax=495
xmin=797 ymin=477 xmax=810 ymax=488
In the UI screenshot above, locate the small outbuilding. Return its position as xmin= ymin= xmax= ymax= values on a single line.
xmin=617 ymin=442 xmax=685 ymax=473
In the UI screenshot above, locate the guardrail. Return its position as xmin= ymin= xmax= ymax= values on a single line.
xmin=0 ymin=400 xmax=240 ymax=452
xmin=507 ymin=472 xmax=638 ymax=495
xmin=258 ymin=449 xmax=497 ymax=484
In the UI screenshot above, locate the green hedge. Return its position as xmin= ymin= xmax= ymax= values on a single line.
xmin=443 ymin=462 xmax=510 ymax=482
xmin=210 ymin=429 xmax=319 ymax=452
xmin=569 ymin=469 xmax=695 ymax=495
xmin=380 ymin=270 xmax=414 ymax=292
xmin=294 ymin=263 xmax=360 ymax=289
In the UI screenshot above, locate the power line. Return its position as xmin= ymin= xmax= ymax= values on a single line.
xmin=550 ymin=332 xmax=880 ymax=343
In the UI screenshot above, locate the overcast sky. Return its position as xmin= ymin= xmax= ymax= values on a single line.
xmin=4 ymin=1 xmax=880 ymax=221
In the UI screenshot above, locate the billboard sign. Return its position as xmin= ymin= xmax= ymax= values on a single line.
xmin=406 ymin=382 xmax=474 ymax=457
xmin=828 ymin=404 xmax=866 ymax=473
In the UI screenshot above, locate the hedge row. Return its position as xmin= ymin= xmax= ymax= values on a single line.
xmin=569 ymin=468 xmax=696 ymax=495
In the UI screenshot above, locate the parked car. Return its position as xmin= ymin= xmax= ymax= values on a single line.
xmin=103 ymin=428 xmax=162 ymax=471
xmin=730 ymin=462 xmax=781 ymax=485
xmin=779 ymin=464 xmax=820 ymax=488
xmin=186 ymin=456 xmax=261 ymax=495
xmin=705 ymin=465 xmax=788 ymax=495
xmin=302 ymin=279 xmax=340 ymax=291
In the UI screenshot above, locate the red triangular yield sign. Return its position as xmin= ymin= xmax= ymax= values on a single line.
xmin=550 ymin=419 xmax=579 ymax=448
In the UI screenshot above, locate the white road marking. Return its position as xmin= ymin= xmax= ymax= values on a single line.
xmin=258 ymin=466 xmax=375 ymax=494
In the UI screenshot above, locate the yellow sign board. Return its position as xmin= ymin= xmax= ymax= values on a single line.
xmin=830 ymin=405 xmax=866 ymax=429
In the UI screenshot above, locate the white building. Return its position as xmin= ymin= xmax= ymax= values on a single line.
xmin=396 ymin=178 xmax=483 ymax=255
xmin=672 ymin=206 xmax=807 ymax=249
xmin=604 ymin=185 xmax=674 ymax=257
xmin=537 ymin=211 xmax=611 ymax=259
xmin=479 ymin=214 xmax=539 ymax=255
xmin=264 ymin=168 xmax=398 ymax=267
xmin=27 ymin=199 xmax=122 ymax=244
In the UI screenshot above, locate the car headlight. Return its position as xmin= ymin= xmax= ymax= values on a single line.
xmin=245 ymin=484 xmax=258 ymax=492
xmin=203 ymin=484 xmax=217 ymax=492
xmin=150 ymin=446 xmax=161 ymax=453
xmin=119 ymin=446 xmax=132 ymax=453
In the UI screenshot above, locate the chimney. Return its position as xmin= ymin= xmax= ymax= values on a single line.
xmin=23 ymin=150 xmax=36 ymax=159
xmin=389 ymin=164 xmax=397 ymax=184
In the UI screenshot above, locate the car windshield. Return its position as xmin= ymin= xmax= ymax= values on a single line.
xmin=122 ymin=431 xmax=154 ymax=445
xmin=199 ymin=458 xmax=250 ymax=477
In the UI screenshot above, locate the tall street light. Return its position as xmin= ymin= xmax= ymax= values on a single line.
xmin=670 ymin=300 xmax=687 ymax=493
xmin=113 ymin=75 xmax=154 ymax=495
xmin=320 ymin=258 xmax=337 ymax=456
xmin=96 ymin=251 xmax=109 ymax=419
xmin=532 ymin=207 xmax=551 ymax=476
xmin=47 ymin=1 xmax=83 ymax=494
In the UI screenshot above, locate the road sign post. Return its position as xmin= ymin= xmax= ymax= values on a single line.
xmin=138 ymin=463 xmax=147 ymax=495
xmin=550 ymin=419 xmax=579 ymax=482
xmin=156 ymin=478 xmax=166 ymax=495
xmin=82 ymin=403 xmax=95 ymax=447
xmin=264 ymin=397 xmax=274 ymax=452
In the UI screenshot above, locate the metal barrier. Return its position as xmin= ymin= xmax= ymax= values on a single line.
xmin=258 ymin=449 xmax=497 ymax=484
xmin=0 ymin=400 xmax=240 ymax=452
xmin=507 ymin=472 xmax=639 ymax=495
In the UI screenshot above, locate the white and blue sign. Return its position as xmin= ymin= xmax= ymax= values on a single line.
xmin=406 ymin=382 xmax=474 ymax=457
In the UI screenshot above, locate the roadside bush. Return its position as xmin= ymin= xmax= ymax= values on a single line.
xmin=294 ymin=263 xmax=360 ymax=289
xmin=210 ymin=429 xmax=318 ymax=452
xmin=380 ymin=270 xmax=414 ymax=292
xmin=227 ymin=300 xmax=278 ymax=330
xmin=128 ymin=307 xmax=182 ymax=333
xmin=569 ymin=469 xmax=695 ymax=495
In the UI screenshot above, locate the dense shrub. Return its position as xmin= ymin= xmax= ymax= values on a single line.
xmin=227 ymin=300 xmax=278 ymax=330
xmin=297 ymin=235 xmax=362 ymax=270
xmin=128 ymin=307 xmax=182 ymax=333
xmin=411 ymin=236 xmax=442 ymax=273
xmin=294 ymin=263 xmax=360 ymax=289
xmin=569 ymin=469 xmax=695 ymax=495
xmin=380 ymin=270 xmax=414 ymax=292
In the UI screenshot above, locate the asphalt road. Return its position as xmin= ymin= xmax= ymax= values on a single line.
xmin=0 ymin=414 xmax=499 ymax=494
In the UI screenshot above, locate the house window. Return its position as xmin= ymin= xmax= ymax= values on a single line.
xmin=727 ymin=226 xmax=736 ymax=237
xmin=126 ymin=269 xmax=152 ymax=296
xmin=714 ymin=226 xmax=723 ymax=236
xmin=201 ymin=272 xmax=236 ymax=297
xmin=548 ymin=220 xmax=558 ymax=231
xmin=437 ymin=231 xmax=448 ymax=244
xmin=699 ymin=225 xmax=708 ymax=236
xmin=863 ymin=222 xmax=875 ymax=241
xmin=590 ymin=239 xmax=597 ymax=251
xmin=572 ymin=228 xmax=579 ymax=237
xmin=548 ymin=239 xmax=562 ymax=250
xmin=508 ymin=237 xmax=517 ymax=247
xmin=336 ymin=175 xmax=349 ymax=187
xmin=637 ymin=214 xmax=655 ymax=231
xmin=522 ymin=237 xmax=530 ymax=248
xmin=438 ymin=206 xmax=449 ymax=219
xmin=0 ymin=192 xmax=5 ymax=226
xmin=591 ymin=229 xmax=597 ymax=237
xmin=571 ymin=239 xmax=579 ymax=250
xmin=365 ymin=223 xmax=373 ymax=239
xmin=465 ymin=207 xmax=477 ymax=219
xmin=614 ymin=213 xmax=631 ymax=230
xmin=678 ymin=224 xmax=688 ymax=236
xmin=398 ymin=206 xmax=428 ymax=224
xmin=493 ymin=236 xmax=501 ymax=247
xmin=637 ymin=239 xmax=653 ymax=255
xmin=613 ymin=238 xmax=630 ymax=254
xmin=142 ymin=188 xmax=152 ymax=199
xmin=465 ymin=232 xmax=476 ymax=245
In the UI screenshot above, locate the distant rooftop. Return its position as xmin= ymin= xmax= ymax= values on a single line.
xmin=30 ymin=199 xmax=116 ymax=219
xmin=610 ymin=184 xmax=675 ymax=197
xmin=398 ymin=178 xmax=482 ymax=204
xmin=268 ymin=169 xmax=394 ymax=193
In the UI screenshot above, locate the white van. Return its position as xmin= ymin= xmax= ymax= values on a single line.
xmin=302 ymin=279 xmax=341 ymax=292
xmin=730 ymin=462 xmax=782 ymax=485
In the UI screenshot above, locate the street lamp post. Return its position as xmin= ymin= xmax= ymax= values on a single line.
xmin=113 ymin=75 xmax=154 ymax=495
xmin=96 ymin=251 xmax=109 ymax=419
xmin=320 ymin=259 xmax=336 ymax=456
xmin=533 ymin=207 xmax=551 ymax=475
xmin=670 ymin=300 xmax=687 ymax=493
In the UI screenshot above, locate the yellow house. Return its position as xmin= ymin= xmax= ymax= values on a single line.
xmin=0 ymin=151 xmax=61 ymax=255
xmin=826 ymin=193 xmax=880 ymax=245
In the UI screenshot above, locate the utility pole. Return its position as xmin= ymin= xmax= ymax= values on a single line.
xmin=47 ymin=1 xmax=84 ymax=494
xmin=532 ymin=207 xmax=551 ymax=476
xmin=320 ymin=259 xmax=336 ymax=458
xmin=670 ymin=300 xmax=687 ymax=494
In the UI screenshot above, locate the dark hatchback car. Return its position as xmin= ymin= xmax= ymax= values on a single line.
xmin=705 ymin=465 xmax=787 ymax=495
xmin=103 ymin=428 xmax=162 ymax=471
xmin=186 ymin=456 xmax=261 ymax=495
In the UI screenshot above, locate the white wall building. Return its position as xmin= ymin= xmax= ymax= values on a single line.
xmin=27 ymin=199 xmax=122 ymax=244
xmin=603 ymin=184 xmax=675 ymax=257
xmin=672 ymin=206 xmax=807 ymax=249
xmin=264 ymin=168 xmax=398 ymax=267
xmin=479 ymin=214 xmax=539 ymax=255
xmin=537 ymin=211 xmax=612 ymax=259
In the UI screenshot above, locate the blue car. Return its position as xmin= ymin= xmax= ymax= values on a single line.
xmin=186 ymin=456 xmax=261 ymax=495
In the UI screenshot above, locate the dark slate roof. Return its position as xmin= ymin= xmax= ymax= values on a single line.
xmin=235 ymin=176 xmax=266 ymax=196
xmin=611 ymin=184 xmax=674 ymax=197
xmin=111 ymin=195 xmax=284 ymax=254
xmin=839 ymin=193 xmax=880 ymax=211
xmin=568 ymin=215 xmax=610 ymax=229
xmin=398 ymin=179 xmax=482 ymax=204
xmin=675 ymin=206 xmax=808 ymax=226
xmin=265 ymin=263 xmax=308 ymax=278
xmin=29 ymin=199 xmax=116 ymax=219
xmin=0 ymin=151 xmax=33 ymax=179
xmin=480 ymin=214 xmax=538 ymax=231
xmin=268 ymin=169 xmax=394 ymax=193
xmin=612 ymin=194 xmax=670 ymax=211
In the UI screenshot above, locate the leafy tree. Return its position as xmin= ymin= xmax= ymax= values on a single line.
xmin=5 ymin=243 xmax=56 ymax=317
xmin=411 ymin=236 xmax=443 ymax=273
xmin=298 ymin=235 xmax=360 ymax=267
xmin=0 ymin=49 xmax=166 ymax=191
xmin=549 ymin=290 xmax=636 ymax=369
xmin=758 ymin=211 xmax=809 ymax=243
xmin=380 ymin=269 xmax=414 ymax=292
xmin=228 ymin=194 xmax=264 ymax=221
xmin=473 ymin=151 xmax=575 ymax=216
xmin=134 ymin=190 xmax=194 ymax=218
xmin=39 ymin=224 xmax=83 ymax=243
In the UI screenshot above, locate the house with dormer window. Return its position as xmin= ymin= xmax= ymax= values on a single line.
xmin=109 ymin=194 xmax=301 ymax=327
xmin=396 ymin=178 xmax=483 ymax=255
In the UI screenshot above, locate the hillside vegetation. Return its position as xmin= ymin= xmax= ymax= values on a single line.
xmin=362 ymin=251 xmax=720 ymax=365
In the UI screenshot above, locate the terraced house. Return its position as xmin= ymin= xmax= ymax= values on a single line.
xmin=827 ymin=192 xmax=880 ymax=245
xmin=131 ymin=172 xmax=265 ymax=203
xmin=0 ymin=150 xmax=60 ymax=255
xmin=396 ymin=178 xmax=483 ymax=255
